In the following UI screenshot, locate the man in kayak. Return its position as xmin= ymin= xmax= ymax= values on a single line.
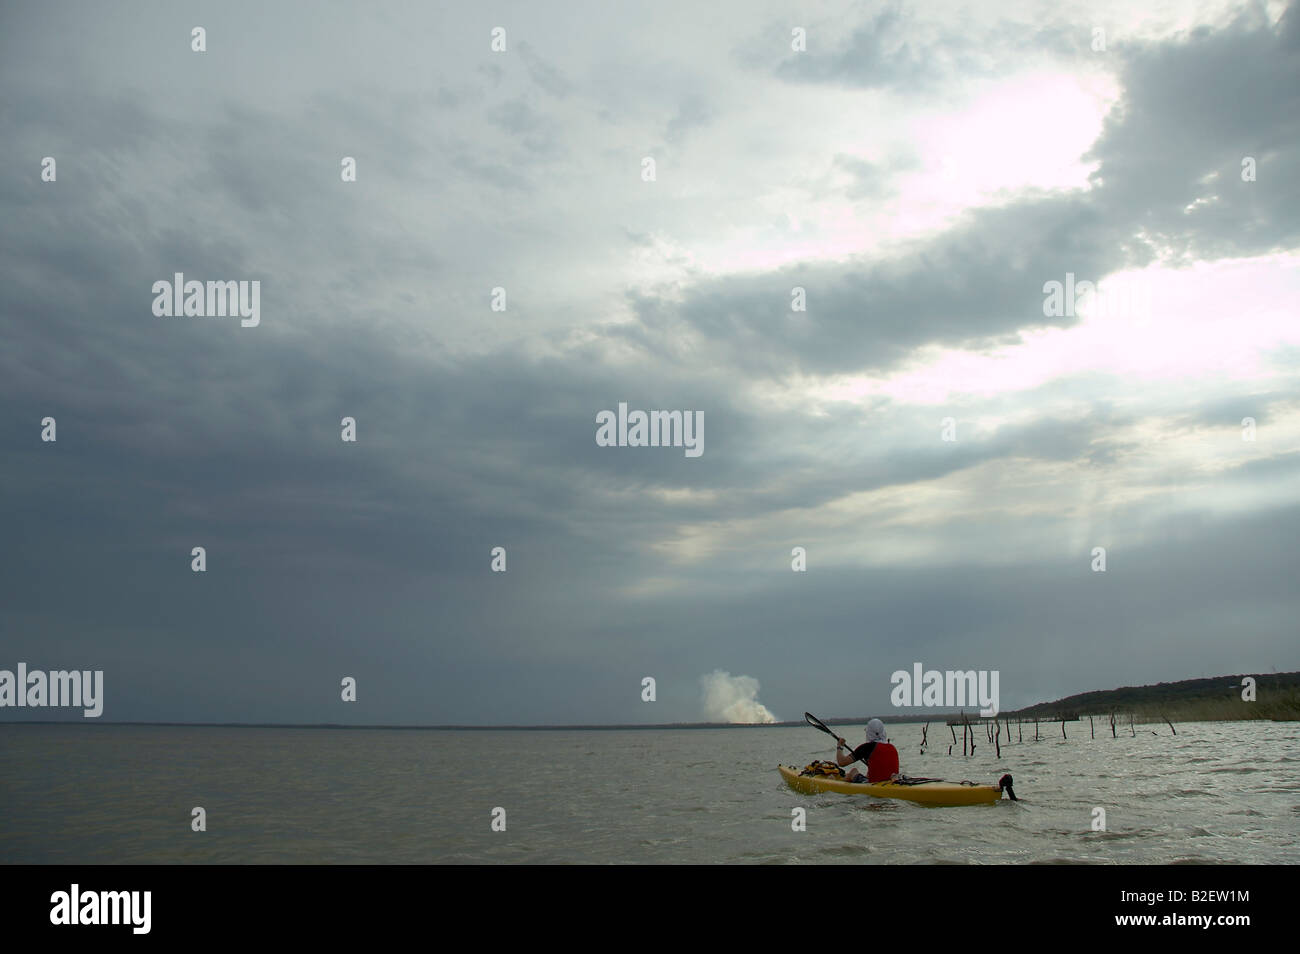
xmin=835 ymin=718 xmax=900 ymax=783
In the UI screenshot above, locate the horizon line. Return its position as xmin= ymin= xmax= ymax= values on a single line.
xmin=0 ymin=710 xmax=1139 ymax=731
xmin=0 ymin=713 xmax=1009 ymax=730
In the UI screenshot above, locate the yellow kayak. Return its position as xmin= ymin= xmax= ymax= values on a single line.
xmin=778 ymin=765 xmax=1010 ymax=806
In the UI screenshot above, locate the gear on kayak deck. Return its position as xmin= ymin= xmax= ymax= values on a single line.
xmin=799 ymin=760 xmax=846 ymax=778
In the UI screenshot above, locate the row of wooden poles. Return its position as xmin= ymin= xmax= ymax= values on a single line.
xmin=918 ymin=711 xmax=1177 ymax=758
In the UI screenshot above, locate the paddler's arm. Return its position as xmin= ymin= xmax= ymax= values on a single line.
xmin=834 ymin=737 xmax=858 ymax=767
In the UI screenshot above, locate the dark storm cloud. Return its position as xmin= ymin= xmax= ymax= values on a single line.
xmin=1167 ymin=391 xmax=1296 ymax=431
xmin=622 ymin=194 xmax=1117 ymax=377
xmin=1085 ymin=3 xmax=1300 ymax=258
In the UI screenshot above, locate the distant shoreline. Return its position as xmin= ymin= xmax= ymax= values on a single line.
xmin=3 ymin=671 xmax=1296 ymax=729
xmin=0 ymin=718 xmax=947 ymax=731
xmin=2 ymin=713 xmax=1295 ymax=730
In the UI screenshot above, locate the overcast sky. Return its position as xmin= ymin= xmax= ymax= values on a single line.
xmin=2 ymin=0 xmax=1297 ymax=725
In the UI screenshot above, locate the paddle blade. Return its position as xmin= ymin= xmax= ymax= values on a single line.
xmin=999 ymin=773 xmax=1017 ymax=801
xmin=804 ymin=712 xmax=836 ymax=738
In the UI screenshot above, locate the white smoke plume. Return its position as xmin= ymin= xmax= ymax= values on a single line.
xmin=701 ymin=669 xmax=778 ymax=724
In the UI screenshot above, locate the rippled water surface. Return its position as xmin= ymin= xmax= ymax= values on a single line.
xmin=1 ymin=721 xmax=1296 ymax=863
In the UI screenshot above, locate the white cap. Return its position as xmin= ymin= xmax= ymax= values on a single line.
xmin=865 ymin=719 xmax=887 ymax=743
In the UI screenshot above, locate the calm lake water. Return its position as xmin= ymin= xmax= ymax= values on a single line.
xmin=1 ymin=721 xmax=1296 ymax=864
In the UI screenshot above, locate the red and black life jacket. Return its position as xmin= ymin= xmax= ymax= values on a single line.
xmin=854 ymin=741 xmax=900 ymax=781
xmin=866 ymin=742 xmax=899 ymax=781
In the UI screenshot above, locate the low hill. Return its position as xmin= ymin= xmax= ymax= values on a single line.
xmin=1003 ymin=671 xmax=1300 ymax=722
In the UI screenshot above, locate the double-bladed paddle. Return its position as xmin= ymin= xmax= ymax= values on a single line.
xmin=804 ymin=711 xmax=866 ymax=764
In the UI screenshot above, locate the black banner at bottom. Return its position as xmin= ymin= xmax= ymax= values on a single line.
xmin=4 ymin=864 xmax=1273 ymax=940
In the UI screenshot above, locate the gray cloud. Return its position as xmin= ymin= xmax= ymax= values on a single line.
xmin=768 ymin=3 xmax=1087 ymax=93
xmin=623 ymin=193 xmax=1116 ymax=377
xmin=1085 ymin=3 xmax=1300 ymax=258
xmin=628 ymin=5 xmax=1299 ymax=378
xmin=664 ymin=95 xmax=713 ymax=146
xmin=517 ymin=40 xmax=574 ymax=99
